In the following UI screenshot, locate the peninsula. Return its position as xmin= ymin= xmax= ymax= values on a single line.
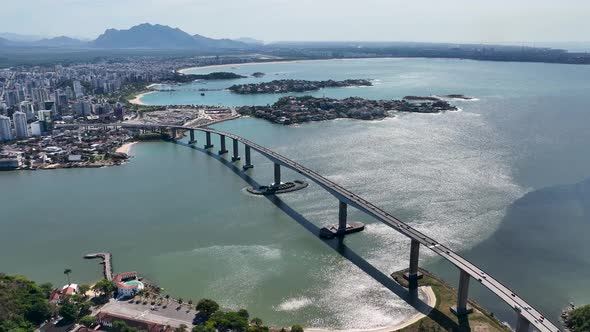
xmin=228 ymin=79 xmax=373 ymax=94
xmin=237 ymin=95 xmax=458 ymax=124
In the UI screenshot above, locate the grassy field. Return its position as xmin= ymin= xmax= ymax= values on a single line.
xmin=392 ymin=269 xmax=511 ymax=332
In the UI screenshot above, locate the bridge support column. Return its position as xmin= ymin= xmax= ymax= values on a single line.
xmin=218 ymin=135 xmax=228 ymax=155
xmin=403 ymin=239 xmax=423 ymax=289
xmin=243 ymin=146 xmax=253 ymax=170
xmin=189 ymin=129 xmax=196 ymax=144
xmin=273 ymin=163 xmax=281 ymax=186
xmin=204 ymin=132 xmax=213 ymax=149
xmin=337 ymin=201 xmax=348 ymax=235
xmin=231 ymin=139 xmax=241 ymax=162
xmin=170 ymin=128 xmax=177 ymax=141
xmin=451 ymin=270 xmax=473 ymax=316
xmin=515 ymin=313 xmax=531 ymax=332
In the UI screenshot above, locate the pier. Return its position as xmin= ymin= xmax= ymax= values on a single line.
xmin=84 ymin=252 xmax=113 ymax=281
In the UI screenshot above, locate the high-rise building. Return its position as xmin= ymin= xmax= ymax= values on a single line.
xmin=12 ymin=111 xmax=29 ymax=139
xmin=114 ymin=103 xmax=125 ymax=121
xmin=38 ymin=110 xmax=53 ymax=133
xmin=75 ymin=100 xmax=92 ymax=117
xmin=30 ymin=121 xmax=42 ymax=136
xmin=0 ymin=115 xmax=13 ymax=141
xmin=73 ymin=80 xmax=84 ymax=98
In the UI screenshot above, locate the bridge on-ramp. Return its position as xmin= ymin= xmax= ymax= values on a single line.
xmin=58 ymin=122 xmax=561 ymax=332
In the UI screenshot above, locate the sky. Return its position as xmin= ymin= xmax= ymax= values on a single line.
xmin=2 ymin=0 xmax=590 ymax=43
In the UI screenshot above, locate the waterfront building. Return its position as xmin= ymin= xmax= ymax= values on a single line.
xmin=0 ymin=115 xmax=13 ymax=141
xmin=113 ymin=271 xmax=144 ymax=298
xmin=12 ymin=111 xmax=29 ymax=139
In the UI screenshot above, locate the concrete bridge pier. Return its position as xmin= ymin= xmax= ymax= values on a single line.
xmin=218 ymin=135 xmax=228 ymax=155
xmin=403 ymin=239 xmax=423 ymax=289
xmin=451 ymin=269 xmax=473 ymax=315
xmin=337 ymin=201 xmax=348 ymax=235
xmin=204 ymin=132 xmax=214 ymax=149
xmin=189 ymin=129 xmax=196 ymax=144
xmin=273 ymin=163 xmax=281 ymax=186
xmin=231 ymin=139 xmax=241 ymax=162
xmin=516 ymin=313 xmax=531 ymax=332
xmin=243 ymin=146 xmax=254 ymax=170
xmin=170 ymin=128 xmax=177 ymax=141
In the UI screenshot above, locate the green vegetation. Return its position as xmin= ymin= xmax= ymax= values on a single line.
xmin=565 ymin=304 xmax=590 ymax=332
xmin=291 ymin=325 xmax=304 ymax=332
xmin=112 ymin=320 xmax=141 ymax=332
xmin=196 ymin=298 xmax=220 ymax=318
xmin=92 ymin=279 xmax=116 ymax=298
xmin=79 ymin=315 xmax=97 ymax=327
xmin=63 ymin=268 xmax=72 ymax=285
xmin=58 ymin=300 xmax=79 ymax=322
xmin=172 ymin=72 xmax=246 ymax=83
xmin=0 ymin=274 xmax=52 ymax=332
xmin=391 ymin=269 xmax=510 ymax=332
xmin=134 ymin=132 xmax=170 ymax=141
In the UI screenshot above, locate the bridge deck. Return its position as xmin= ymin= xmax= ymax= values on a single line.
xmin=58 ymin=123 xmax=561 ymax=332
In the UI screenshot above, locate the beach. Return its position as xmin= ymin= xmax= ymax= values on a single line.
xmin=116 ymin=142 xmax=137 ymax=155
xmin=128 ymin=91 xmax=155 ymax=105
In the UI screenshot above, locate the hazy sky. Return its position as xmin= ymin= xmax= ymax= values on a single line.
xmin=3 ymin=0 xmax=590 ymax=42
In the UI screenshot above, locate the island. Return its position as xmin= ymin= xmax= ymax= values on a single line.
xmin=252 ymin=72 xmax=266 ymax=77
xmin=237 ymin=95 xmax=458 ymax=124
xmin=228 ymin=79 xmax=373 ymax=94
xmin=169 ymin=72 xmax=247 ymax=83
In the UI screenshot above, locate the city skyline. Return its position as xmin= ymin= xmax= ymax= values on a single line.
xmin=2 ymin=0 xmax=590 ymax=43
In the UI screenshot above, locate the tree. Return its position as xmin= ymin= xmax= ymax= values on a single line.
xmin=237 ymin=309 xmax=249 ymax=320
xmin=192 ymin=326 xmax=216 ymax=332
xmin=567 ymin=305 xmax=590 ymax=332
xmin=79 ymin=315 xmax=97 ymax=327
xmin=39 ymin=282 xmax=54 ymax=298
xmin=92 ymin=279 xmax=116 ymax=297
xmin=175 ymin=324 xmax=188 ymax=332
xmin=63 ymin=269 xmax=72 ymax=285
xmin=59 ymin=300 xmax=79 ymax=322
xmin=112 ymin=320 xmax=140 ymax=332
xmin=291 ymin=325 xmax=304 ymax=332
xmin=196 ymin=299 xmax=220 ymax=317
xmin=78 ymin=284 xmax=90 ymax=297
xmin=251 ymin=317 xmax=263 ymax=326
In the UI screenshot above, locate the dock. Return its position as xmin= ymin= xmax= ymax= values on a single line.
xmin=84 ymin=252 xmax=113 ymax=281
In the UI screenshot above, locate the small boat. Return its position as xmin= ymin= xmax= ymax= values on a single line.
xmin=201 ymin=93 xmax=205 ymax=96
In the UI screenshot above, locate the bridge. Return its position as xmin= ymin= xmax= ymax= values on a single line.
xmin=59 ymin=122 xmax=560 ymax=332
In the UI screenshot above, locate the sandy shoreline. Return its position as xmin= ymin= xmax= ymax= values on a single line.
xmin=116 ymin=142 xmax=137 ymax=155
xmin=128 ymin=91 xmax=156 ymax=105
xmin=307 ymin=286 xmax=436 ymax=332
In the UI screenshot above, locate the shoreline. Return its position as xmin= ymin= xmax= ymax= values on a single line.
xmin=128 ymin=91 xmax=156 ymax=105
xmin=307 ymin=286 xmax=436 ymax=332
xmin=177 ymin=58 xmax=399 ymax=74
xmin=115 ymin=141 xmax=137 ymax=155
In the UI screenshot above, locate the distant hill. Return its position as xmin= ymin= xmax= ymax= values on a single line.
xmin=93 ymin=23 xmax=247 ymax=49
xmin=33 ymin=36 xmax=87 ymax=47
xmin=0 ymin=32 xmax=44 ymax=42
xmin=234 ymin=37 xmax=265 ymax=45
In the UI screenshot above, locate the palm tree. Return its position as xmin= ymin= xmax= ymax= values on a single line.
xmin=63 ymin=269 xmax=72 ymax=285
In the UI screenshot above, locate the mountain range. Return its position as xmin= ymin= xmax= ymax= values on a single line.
xmin=0 ymin=23 xmax=250 ymax=49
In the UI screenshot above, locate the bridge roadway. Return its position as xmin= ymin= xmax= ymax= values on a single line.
xmin=59 ymin=123 xmax=560 ymax=332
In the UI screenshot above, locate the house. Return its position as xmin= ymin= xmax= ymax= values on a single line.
xmin=49 ymin=284 xmax=79 ymax=303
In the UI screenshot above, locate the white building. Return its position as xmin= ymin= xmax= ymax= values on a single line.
xmin=12 ymin=111 xmax=29 ymax=139
xmin=31 ymin=121 xmax=43 ymax=136
xmin=0 ymin=115 xmax=13 ymax=141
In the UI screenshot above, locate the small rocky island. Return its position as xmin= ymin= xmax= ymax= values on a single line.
xmin=229 ymin=79 xmax=373 ymax=94
xmin=237 ymin=95 xmax=458 ymax=125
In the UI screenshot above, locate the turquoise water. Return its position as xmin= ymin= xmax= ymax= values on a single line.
xmin=2 ymin=58 xmax=590 ymax=329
